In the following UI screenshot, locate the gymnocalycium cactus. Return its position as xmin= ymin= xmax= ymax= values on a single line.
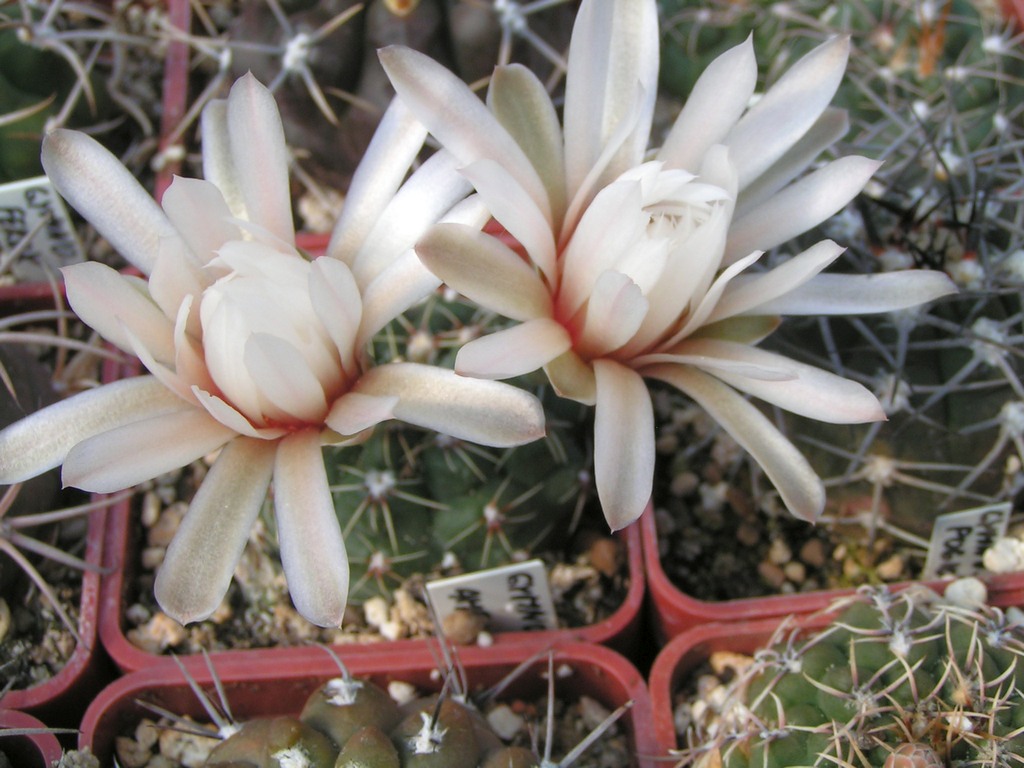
xmin=673 ymin=583 xmax=1024 ymax=767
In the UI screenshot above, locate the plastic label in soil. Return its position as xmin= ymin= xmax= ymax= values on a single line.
xmin=426 ymin=559 xmax=558 ymax=634
xmin=922 ymin=501 xmax=1011 ymax=578
xmin=0 ymin=175 xmax=84 ymax=281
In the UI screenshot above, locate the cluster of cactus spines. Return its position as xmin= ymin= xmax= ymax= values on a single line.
xmin=651 ymin=0 xmax=1024 ymax=555
xmin=0 ymin=0 xmax=167 ymax=183
xmin=322 ymin=291 xmax=593 ymax=604
xmin=673 ymin=585 xmax=1024 ymax=768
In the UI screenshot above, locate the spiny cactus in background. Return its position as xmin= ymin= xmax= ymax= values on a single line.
xmin=324 ymin=290 xmax=593 ymax=604
xmin=169 ymin=0 xmax=576 ymax=218
xmin=673 ymin=584 xmax=1024 ymax=767
xmin=0 ymin=0 xmax=166 ymax=183
xmin=651 ymin=0 xmax=1024 ymax=580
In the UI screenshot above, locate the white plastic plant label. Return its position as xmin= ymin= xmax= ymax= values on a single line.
xmin=922 ymin=502 xmax=1012 ymax=579
xmin=0 ymin=176 xmax=84 ymax=282
xmin=425 ymin=559 xmax=558 ymax=635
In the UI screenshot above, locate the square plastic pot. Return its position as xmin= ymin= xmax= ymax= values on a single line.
xmin=0 ymin=357 xmax=126 ymax=727
xmin=0 ymin=710 xmax=65 ymax=768
xmin=98 ymin=494 xmax=646 ymax=672
xmin=81 ymin=640 xmax=659 ymax=768
xmin=641 ymin=505 xmax=1024 ymax=643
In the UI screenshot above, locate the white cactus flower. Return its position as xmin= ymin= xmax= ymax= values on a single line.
xmin=380 ymin=0 xmax=958 ymax=529
xmin=0 ymin=74 xmax=545 ymax=627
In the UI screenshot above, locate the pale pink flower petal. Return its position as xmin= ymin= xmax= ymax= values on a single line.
xmin=191 ymin=387 xmax=288 ymax=440
xmin=416 ymin=223 xmax=553 ymax=322
xmin=725 ymin=156 xmax=880 ymax=262
xmin=455 ymin=319 xmax=572 ymax=380
xmin=725 ymin=36 xmax=850 ymax=189
xmin=160 ymin=177 xmax=241 ymax=264
xmin=664 ymin=339 xmax=887 ymax=423
xmin=274 ymin=429 xmax=349 ymax=627
xmin=558 ymin=180 xmax=646 ymax=318
xmin=325 ymin=392 xmax=399 ymax=438
xmin=753 ymin=271 xmax=959 ymax=315
xmin=659 ymin=37 xmax=757 ymax=173
xmin=378 ymin=45 xmax=550 ymax=220
xmin=62 ymin=262 xmax=175 ymax=363
xmin=488 ymin=64 xmax=567 ymax=224
xmin=358 ymin=196 xmax=491 ymax=347
xmin=563 ymin=0 xmax=659 ymax=196
xmin=155 ymin=437 xmax=276 ymax=624
xmin=0 ymin=376 xmax=185 ymax=484
xmin=460 ymin=159 xmax=557 ymax=281
xmin=225 ymin=73 xmax=295 ymax=244
xmin=41 ymin=129 xmax=183 ymax=275
xmin=355 ymin=362 xmax=545 ymax=447
xmin=327 ymin=97 xmax=429 ymax=265
xmin=199 ymin=99 xmax=244 ymax=218
xmin=308 ymin=256 xmax=362 ymax=376
xmin=576 ymin=271 xmax=649 ymax=358
xmin=648 ymin=364 xmax=825 ymax=522
xmin=243 ymin=333 xmax=330 ymax=424
xmin=63 ymin=407 xmax=236 ymax=492
xmin=593 ymin=359 xmax=654 ymax=530
xmin=735 ymin=108 xmax=849 ymax=215
xmin=706 ymin=239 xmax=846 ymax=324
xmin=349 ymin=150 xmax=472 ymax=289
xmin=147 ymin=239 xmax=208 ymax=337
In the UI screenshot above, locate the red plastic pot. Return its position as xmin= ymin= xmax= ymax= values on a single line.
xmin=81 ymin=640 xmax=658 ymax=768
xmin=0 ymin=358 xmax=130 ymax=727
xmin=0 ymin=710 xmax=65 ymax=768
xmin=99 ymin=494 xmax=646 ymax=672
xmin=642 ymin=509 xmax=1024 ymax=643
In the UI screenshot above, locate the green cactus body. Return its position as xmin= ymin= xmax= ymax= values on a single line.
xmin=679 ymin=586 xmax=1024 ymax=767
xmin=204 ymin=717 xmax=338 ymax=768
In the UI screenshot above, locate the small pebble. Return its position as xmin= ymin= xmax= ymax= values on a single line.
xmin=114 ymin=735 xmax=151 ymax=768
xmin=799 ymin=539 xmax=827 ymax=568
xmin=767 ymin=538 xmax=792 ymax=566
xmin=363 ymin=597 xmax=389 ymax=629
xmin=578 ymin=696 xmax=613 ymax=731
xmin=983 ymin=537 xmax=1024 ymax=573
xmin=487 ymin=703 xmax=526 ymax=740
xmin=735 ymin=523 xmax=760 ymax=547
xmin=943 ymin=577 xmax=987 ymax=610
xmin=587 ymin=536 xmax=623 ymax=578
xmin=387 ymin=680 xmax=418 ymax=705
xmin=875 ymin=554 xmax=905 ymax=581
xmin=158 ymin=721 xmax=219 ymax=768
xmin=140 ymin=491 xmax=161 ymax=527
xmin=757 ymin=561 xmax=787 ymax=589
xmin=0 ymin=598 xmax=10 ymax=644
xmin=442 ymin=609 xmax=487 ymax=645
xmin=782 ymin=561 xmax=806 ymax=584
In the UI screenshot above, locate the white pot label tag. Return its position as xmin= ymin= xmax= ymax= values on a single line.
xmin=921 ymin=502 xmax=1012 ymax=579
xmin=425 ymin=559 xmax=558 ymax=634
xmin=0 ymin=176 xmax=84 ymax=282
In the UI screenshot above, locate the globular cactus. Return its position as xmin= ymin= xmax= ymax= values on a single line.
xmin=673 ymin=584 xmax=1024 ymax=767
xmin=196 ymin=653 xmax=629 ymax=768
xmin=651 ymin=0 xmax=1024 ymax=590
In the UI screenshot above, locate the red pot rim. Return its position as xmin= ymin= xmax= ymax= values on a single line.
xmin=99 ymin=492 xmax=646 ymax=671
xmin=642 ymin=506 xmax=1024 ymax=642
xmin=81 ymin=640 xmax=658 ymax=768
xmin=1 ymin=358 xmax=124 ymax=724
xmin=0 ymin=709 xmax=65 ymax=768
